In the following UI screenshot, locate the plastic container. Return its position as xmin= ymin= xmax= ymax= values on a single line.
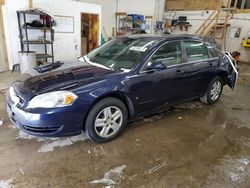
xmin=18 ymin=51 xmax=37 ymax=74
xmin=127 ymin=14 xmax=144 ymax=21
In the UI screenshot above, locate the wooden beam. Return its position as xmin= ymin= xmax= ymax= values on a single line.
xmin=0 ymin=0 xmax=9 ymax=65
xmin=0 ymin=0 xmax=4 ymax=6
xmin=29 ymin=0 xmax=33 ymax=8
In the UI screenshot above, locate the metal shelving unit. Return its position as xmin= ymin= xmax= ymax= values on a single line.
xmin=17 ymin=10 xmax=54 ymax=64
xmin=116 ymin=12 xmax=153 ymax=36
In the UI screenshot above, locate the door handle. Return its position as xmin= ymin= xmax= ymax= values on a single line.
xmin=176 ymin=69 xmax=185 ymax=75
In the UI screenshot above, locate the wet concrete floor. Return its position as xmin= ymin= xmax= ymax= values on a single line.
xmin=0 ymin=64 xmax=250 ymax=188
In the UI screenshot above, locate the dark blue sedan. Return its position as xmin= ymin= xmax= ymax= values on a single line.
xmin=7 ymin=35 xmax=237 ymax=143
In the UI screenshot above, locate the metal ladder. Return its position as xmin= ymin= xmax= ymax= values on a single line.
xmin=195 ymin=0 xmax=238 ymax=49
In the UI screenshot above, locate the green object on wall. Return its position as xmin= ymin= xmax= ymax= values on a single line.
xmin=101 ymin=34 xmax=105 ymax=45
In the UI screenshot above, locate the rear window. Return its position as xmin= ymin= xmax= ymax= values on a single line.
xmin=207 ymin=46 xmax=220 ymax=58
xmin=184 ymin=41 xmax=209 ymax=62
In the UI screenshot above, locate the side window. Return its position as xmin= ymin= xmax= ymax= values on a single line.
xmin=150 ymin=41 xmax=182 ymax=67
xmin=207 ymin=46 xmax=219 ymax=58
xmin=184 ymin=41 xmax=209 ymax=63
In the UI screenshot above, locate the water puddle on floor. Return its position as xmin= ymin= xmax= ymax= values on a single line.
xmin=15 ymin=130 xmax=87 ymax=153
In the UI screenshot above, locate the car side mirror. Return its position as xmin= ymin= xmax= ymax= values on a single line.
xmin=146 ymin=61 xmax=167 ymax=71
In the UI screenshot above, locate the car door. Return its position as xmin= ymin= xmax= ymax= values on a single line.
xmin=127 ymin=70 xmax=163 ymax=114
xmin=181 ymin=40 xmax=215 ymax=98
xmin=141 ymin=41 xmax=193 ymax=105
xmin=128 ymin=41 xmax=184 ymax=113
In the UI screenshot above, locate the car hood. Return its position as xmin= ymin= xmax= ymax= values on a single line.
xmin=13 ymin=65 xmax=116 ymax=100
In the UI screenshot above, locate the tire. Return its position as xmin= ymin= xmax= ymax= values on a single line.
xmin=200 ymin=76 xmax=223 ymax=104
xmin=85 ymin=97 xmax=128 ymax=143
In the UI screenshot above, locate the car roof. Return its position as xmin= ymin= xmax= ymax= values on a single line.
xmin=119 ymin=34 xmax=213 ymax=43
xmin=118 ymin=34 xmax=219 ymax=49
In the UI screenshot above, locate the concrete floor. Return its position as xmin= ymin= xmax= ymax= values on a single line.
xmin=0 ymin=64 xmax=250 ymax=188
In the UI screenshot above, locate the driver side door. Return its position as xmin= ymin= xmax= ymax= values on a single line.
xmin=128 ymin=41 xmax=183 ymax=114
xmin=147 ymin=41 xmax=191 ymax=105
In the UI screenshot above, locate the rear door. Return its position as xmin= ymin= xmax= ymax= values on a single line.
xmin=181 ymin=40 xmax=218 ymax=97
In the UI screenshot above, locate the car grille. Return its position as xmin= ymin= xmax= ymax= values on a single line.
xmin=10 ymin=113 xmax=18 ymax=124
xmin=23 ymin=125 xmax=62 ymax=133
xmin=7 ymin=103 xmax=18 ymax=124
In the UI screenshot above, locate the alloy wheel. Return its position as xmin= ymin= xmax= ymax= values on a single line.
xmin=94 ymin=106 xmax=123 ymax=138
xmin=210 ymin=81 xmax=222 ymax=101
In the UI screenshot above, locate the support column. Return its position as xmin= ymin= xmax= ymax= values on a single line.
xmin=0 ymin=0 xmax=9 ymax=66
xmin=241 ymin=0 xmax=246 ymax=9
xmin=29 ymin=0 xmax=33 ymax=8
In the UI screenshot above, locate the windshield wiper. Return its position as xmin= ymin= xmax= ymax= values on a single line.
xmin=83 ymin=56 xmax=87 ymax=62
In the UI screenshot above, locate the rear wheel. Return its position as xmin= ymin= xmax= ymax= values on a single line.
xmin=200 ymin=76 xmax=223 ymax=104
xmin=85 ymin=97 xmax=128 ymax=143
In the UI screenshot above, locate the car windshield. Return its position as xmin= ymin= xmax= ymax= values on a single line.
xmin=85 ymin=37 xmax=157 ymax=71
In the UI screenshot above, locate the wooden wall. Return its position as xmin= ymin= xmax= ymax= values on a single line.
xmin=165 ymin=0 xmax=221 ymax=10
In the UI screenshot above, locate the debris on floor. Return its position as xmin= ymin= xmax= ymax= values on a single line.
xmin=19 ymin=168 xmax=25 ymax=175
xmin=206 ymin=155 xmax=250 ymax=187
xmin=90 ymin=165 xmax=127 ymax=186
xmin=178 ymin=116 xmax=183 ymax=120
xmin=0 ymin=178 xmax=14 ymax=188
xmin=16 ymin=130 xmax=87 ymax=152
xmin=144 ymin=161 xmax=167 ymax=175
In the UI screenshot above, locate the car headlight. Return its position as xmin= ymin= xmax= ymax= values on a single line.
xmin=27 ymin=91 xmax=78 ymax=109
xmin=9 ymin=86 xmax=19 ymax=103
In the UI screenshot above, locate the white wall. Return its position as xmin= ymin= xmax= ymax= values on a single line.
xmin=163 ymin=10 xmax=215 ymax=35
xmin=117 ymin=0 xmax=156 ymax=17
xmin=226 ymin=14 xmax=250 ymax=62
xmin=3 ymin=0 xmax=101 ymax=69
xmin=164 ymin=11 xmax=250 ymax=62
xmin=2 ymin=0 xmax=29 ymax=70
xmin=78 ymin=0 xmax=158 ymax=39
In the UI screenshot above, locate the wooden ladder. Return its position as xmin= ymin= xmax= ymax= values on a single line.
xmin=195 ymin=0 xmax=238 ymax=48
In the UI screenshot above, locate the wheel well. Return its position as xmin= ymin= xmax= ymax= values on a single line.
xmin=82 ymin=92 xmax=134 ymax=131
xmin=217 ymin=72 xmax=228 ymax=85
xmin=201 ymin=74 xmax=226 ymax=98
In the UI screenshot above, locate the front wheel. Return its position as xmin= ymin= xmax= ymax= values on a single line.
xmin=200 ymin=76 xmax=223 ymax=104
xmin=85 ymin=97 xmax=128 ymax=143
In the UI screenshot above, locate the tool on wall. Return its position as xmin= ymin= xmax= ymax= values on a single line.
xmin=242 ymin=31 xmax=250 ymax=48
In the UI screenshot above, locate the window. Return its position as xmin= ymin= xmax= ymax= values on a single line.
xmin=150 ymin=41 xmax=182 ymax=67
xmin=87 ymin=37 xmax=157 ymax=71
xmin=184 ymin=41 xmax=208 ymax=63
xmin=222 ymin=0 xmax=250 ymax=9
xmin=207 ymin=46 xmax=220 ymax=58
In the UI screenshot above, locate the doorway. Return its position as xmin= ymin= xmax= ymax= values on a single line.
xmin=81 ymin=13 xmax=99 ymax=56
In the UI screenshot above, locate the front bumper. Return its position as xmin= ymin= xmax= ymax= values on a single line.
xmin=7 ymin=95 xmax=87 ymax=137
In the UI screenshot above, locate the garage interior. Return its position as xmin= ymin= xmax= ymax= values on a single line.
xmin=0 ymin=0 xmax=250 ymax=187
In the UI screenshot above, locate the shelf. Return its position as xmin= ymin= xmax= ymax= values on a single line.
xmin=145 ymin=16 xmax=153 ymax=19
xmin=119 ymin=19 xmax=146 ymax=23
xmin=17 ymin=10 xmax=55 ymax=64
xmin=21 ymin=26 xmax=53 ymax=31
xmin=17 ymin=10 xmax=48 ymax=16
xmin=120 ymin=28 xmax=141 ymax=31
xmin=116 ymin=12 xmax=127 ymax=16
xmin=36 ymin=54 xmax=53 ymax=59
xmin=22 ymin=40 xmax=53 ymax=45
